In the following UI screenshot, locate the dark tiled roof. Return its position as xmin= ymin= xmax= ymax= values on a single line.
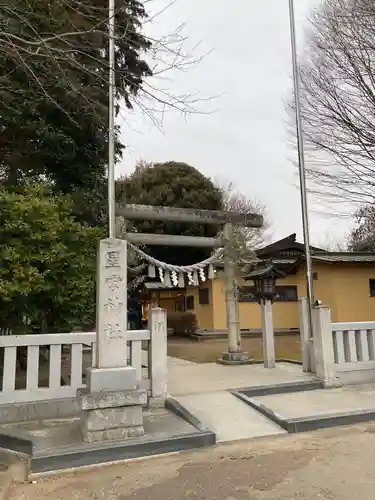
xmin=213 ymin=235 xmax=375 ymax=268
xmin=312 ymin=254 xmax=375 ymax=263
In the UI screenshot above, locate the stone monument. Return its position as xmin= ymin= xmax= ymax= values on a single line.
xmin=77 ymin=238 xmax=146 ymax=443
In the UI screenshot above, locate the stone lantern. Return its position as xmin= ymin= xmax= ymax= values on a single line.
xmin=245 ymin=261 xmax=286 ymax=368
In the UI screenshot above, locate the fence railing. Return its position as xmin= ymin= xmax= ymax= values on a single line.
xmin=331 ymin=322 xmax=375 ymax=372
xmin=310 ymin=305 xmax=375 ymax=386
xmin=0 ymin=308 xmax=167 ymax=405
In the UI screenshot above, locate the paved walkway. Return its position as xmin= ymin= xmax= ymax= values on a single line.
xmin=10 ymin=422 xmax=375 ymax=500
xmin=253 ymin=382 xmax=375 ymax=418
xmin=174 ymin=391 xmax=286 ymax=442
xmin=167 ymin=357 xmax=197 ymax=369
xmin=167 ymin=360 xmax=311 ymax=396
xmin=167 ymin=360 xmax=312 ymax=442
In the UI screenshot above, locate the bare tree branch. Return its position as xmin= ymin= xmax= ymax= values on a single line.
xmin=348 ymin=205 xmax=375 ymax=251
xmin=287 ymin=0 xmax=375 ymax=213
xmin=214 ymin=178 xmax=272 ymax=249
xmin=0 ymin=0 xmax=211 ymax=127
xmin=314 ymin=233 xmax=348 ymax=251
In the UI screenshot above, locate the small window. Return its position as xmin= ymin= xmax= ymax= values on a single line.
xmin=369 ymin=279 xmax=375 ymax=297
xmin=185 ymin=295 xmax=195 ymax=310
xmin=274 ymin=286 xmax=298 ymax=302
xmin=199 ymin=288 xmax=209 ymax=305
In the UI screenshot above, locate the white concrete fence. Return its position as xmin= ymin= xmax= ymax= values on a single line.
xmin=299 ymin=297 xmax=375 ymax=385
xmin=0 ymin=308 xmax=167 ymax=406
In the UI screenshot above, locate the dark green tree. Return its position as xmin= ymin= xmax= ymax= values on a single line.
xmin=116 ymin=161 xmax=224 ymax=265
xmin=0 ymin=0 xmax=152 ymax=224
xmin=0 ymin=184 xmax=104 ymax=333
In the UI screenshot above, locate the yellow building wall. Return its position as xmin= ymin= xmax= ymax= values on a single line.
xmin=310 ymin=263 xmax=338 ymax=319
xmin=151 ymin=262 xmax=375 ymax=330
xmin=151 ymin=284 xmax=214 ymax=330
xmin=151 ymin=290 xmax=185 ymax=313
xmin=327 ymin=264 xmax=375 ymax=322
xmin=207 ymin=261 xmax=375 ymax=331
xmin=158 ymin=297 xmax=178 ymax=312
xmin=288 ymin=262 xmax=375 ymax=323
xmin=211 ymin=272 xmax=303 ymax=331
xmin=184 ymin=283 xmax=214 ymax=330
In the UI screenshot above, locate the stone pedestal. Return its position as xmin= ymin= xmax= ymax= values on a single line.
xmin=78 ymin=238 xmax=145 ymax=443
xmin=217 ymin=351 xmax=254 ymax=365
xmin=78 ymin=386 xmax=146 ymax=443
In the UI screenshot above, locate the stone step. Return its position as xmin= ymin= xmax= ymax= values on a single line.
xmin=174 ymin=391 xmax=287 ymax=442
xmin=0 ymin=406 xmax=215 ymax=477
xmin=243 ymin=383 xmax=375 ymax=433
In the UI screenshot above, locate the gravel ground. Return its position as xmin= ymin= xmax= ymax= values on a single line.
xmin=9 ymin=421 xmax=375 ymax=500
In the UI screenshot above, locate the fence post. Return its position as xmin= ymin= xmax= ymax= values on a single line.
xmin=312 ymin=305 xmax=340 ymax=387
xmin=299 ymin=297 xmax=312 ymax=372
xmin=148 ymin=308 xmax=168 ymax=407
xmin=261 ymin=299 xmax=275 ymax=368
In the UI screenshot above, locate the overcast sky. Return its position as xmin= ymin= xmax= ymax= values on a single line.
xmin=118 ymin=0 xmax=352 ymax=247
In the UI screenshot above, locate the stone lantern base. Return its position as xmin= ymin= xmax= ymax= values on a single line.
xmin=217 ymin=351 xmax=254 ymax=365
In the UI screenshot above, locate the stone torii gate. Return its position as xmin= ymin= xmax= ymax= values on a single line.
xmin=118 ymin=204 xmax=263 ymax=364
xmin=78 ymin=203 xmax=262 ymax=444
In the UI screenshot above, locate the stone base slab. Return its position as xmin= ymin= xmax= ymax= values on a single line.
xmin=0 ymin=398 xmax=216 ymax=476
xmin=80 ymin=414 xmax=145 ymax=443
xmin=81 ymin=425 xmax=144 ymax=443
xmin=217 ymin=351 xmax=255 ymax=365
xmin=77 ymin=388 xmax=147 ymax=411
xmin=78 ymin=386 xmax=145 ymax=444
xmin=86 ymin=366 xmax=137 ymax=393
xmin=82 ymin=406 xmax=143 ymax=432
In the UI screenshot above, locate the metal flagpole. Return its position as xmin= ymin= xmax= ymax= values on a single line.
xmin=108 ymin=0 xmax=116 ymax=238
xmin=107 ymin=0 xmax=130 ymax=333
xmin=288 ymin=0 xmax=315 ymax=339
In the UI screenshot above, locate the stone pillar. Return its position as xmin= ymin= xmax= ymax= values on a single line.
xmin=218 ymin=224 xmax=252 ymax=365
xmin=148 ymin=308 xmax=168 ymax=408
xmin=312 ymin=305 xmax=340 ymax=388
xmin=78 ymin=238 xmax=146 ymax=443
xmin=298 ymin=297 xmax=312 ymax=372
xmin=261 ymin=299 xmax=275 ymax=368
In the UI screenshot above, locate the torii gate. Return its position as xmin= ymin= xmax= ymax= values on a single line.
xmin=118 ymin=203 xmax=263 ymax=364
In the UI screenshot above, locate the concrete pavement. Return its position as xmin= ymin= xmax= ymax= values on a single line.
xmin=168 ymin=360 xmax=312 ymax=443
xmin=254 ymin=382 xmax=375 ymax=418
xmin=174 ymin=391 xmax=286 ymax=442
xmin=167 ymin=361 xmax=312 ymax=396
xmin=9 ymin=421 xmax=375 ymax=500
